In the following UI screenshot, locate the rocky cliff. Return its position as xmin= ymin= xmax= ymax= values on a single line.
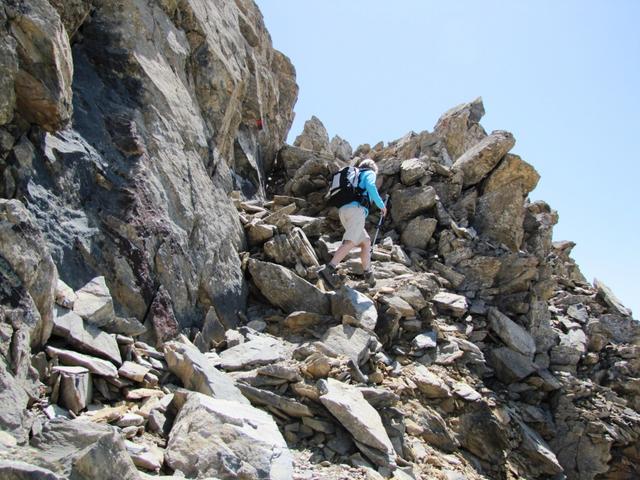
xmin=0 ymin=1 xmax=638 ymax=480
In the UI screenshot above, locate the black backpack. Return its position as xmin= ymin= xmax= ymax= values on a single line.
xmin=326 ymin=166 xmax=370 ymax=208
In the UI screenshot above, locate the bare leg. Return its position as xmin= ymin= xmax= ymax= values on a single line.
xmin=329 ymin=240 xmax=355 ymax=267
xmin=359 ymin=238 xmax=372 ymax=271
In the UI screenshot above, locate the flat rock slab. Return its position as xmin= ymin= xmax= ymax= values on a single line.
xmin=164 ymin=341 xmax=248 ymax=404
xmin=248 ymin=259 xmax=331 ymax=314
xmin=219 ymin=336 xmax=288 ymax=371
xmin=319 ymin=325 xmax=373 ymax=366
xmin=118 ymin=361 xmax=149 ymax=382
xmin=46 ymin=346 xmax=118 ymax=377
xmin=52 ymin=308 xmax=122 ymax=365
xmin=165 ymin=392 xmax=293 ymax=480
xmin=319 ymin=378 xmax=396 ymax=468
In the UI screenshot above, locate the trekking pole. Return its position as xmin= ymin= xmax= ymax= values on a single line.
xmin=371 ymin=194 xmax=389 ymax=254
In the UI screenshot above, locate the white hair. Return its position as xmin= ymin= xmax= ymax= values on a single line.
xmin=358 ymin=158 xmax=378 ymax=173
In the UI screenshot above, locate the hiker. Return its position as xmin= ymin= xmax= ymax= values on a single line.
xmin=320 ymin=159 xmax=387 ymax=288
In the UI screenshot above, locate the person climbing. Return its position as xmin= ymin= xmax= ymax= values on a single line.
xmin=320 ymin=158 xmax=387 ymax=289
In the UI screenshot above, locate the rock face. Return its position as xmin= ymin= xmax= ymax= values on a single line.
xmin=2 ymin=0 xmax=298 ymax=334
xmin=1 ymin=3 xmax=639 ymax=479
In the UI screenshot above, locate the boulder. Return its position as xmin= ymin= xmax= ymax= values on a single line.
xmin=51 ymin=366 xmax=91 ymax=415
xmin=248 ymin=259 xmax=331 ymax=314
xmin=434 ymin=97 xmax=487 ymax=160
xmin=0 ymin=460 xmax=63 ymax=480
xmin=412 ymin=365 xmax=451 ymax=398
xmin=72 ymin=277 xmax=114 ymax=328
xmin=331 ymin=286 xmax=378 ymax=330
xmin=193 ymin=307 xmax=226 ymax=352
xmin=488 ymin=308 xmax=536 ymax=357
xmin=165 ymin=392 xmax=293 ymax=479
xmin=164 ymin=340 xmax=249 ymax=404
xmin=52 ymin=308 xmax=122 ymax=365
xmin=490 ymin=347 xmax=537 ymax=383
xmin=0 ymin=199 xmax=57 ymax=347
xmin=407 ymin=402 xmax=459 ymax=452
xmin=594 ymin=278 xmax=633 ymax=317
xmin=432 ymin=292 xmax=468 ymax=318
xmin=400 ymin=158 xmax=428 ymax=185
xmin=22 ymin=418 xmax=138 ymax=479
xmin=400 ymin=216 xmax=437 ymax=250
xmin=319 ymin=378 xmax=396 ymax=468
xmin=390 ymin=185 xmax=437 ymax=223
xmin=319 ymin=325 xmax=373 ymax=366
xmin=452 ymin=130 xmax=516 ymax=187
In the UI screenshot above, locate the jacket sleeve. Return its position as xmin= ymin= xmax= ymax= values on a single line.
xmin=362 ymin=171 xmax=385 ymax=210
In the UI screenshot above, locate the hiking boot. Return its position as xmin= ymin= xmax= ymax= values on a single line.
xmin=363 ymin=270 xmax=376 ymax=288
xmin=319 ymin=264 xmax=340 ymax=289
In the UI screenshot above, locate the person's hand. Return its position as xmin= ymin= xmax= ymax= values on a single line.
xmin=381 ymin=207 xmax=387 ymax=217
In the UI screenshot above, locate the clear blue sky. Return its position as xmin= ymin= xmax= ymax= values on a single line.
xmin=256 ymin=0 xmax=639 ymax=317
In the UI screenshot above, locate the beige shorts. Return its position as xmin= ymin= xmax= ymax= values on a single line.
xmin=339 ymin=205 xmax=370 ymax=245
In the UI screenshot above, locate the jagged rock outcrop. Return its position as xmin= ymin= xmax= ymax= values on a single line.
xmin=0 ymin=1 xmax=638 ymax=480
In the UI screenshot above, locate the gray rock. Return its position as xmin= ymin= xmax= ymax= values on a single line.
xmin=193 ymin=307 xmax=226 ymax=352
xmin=516 ymin=419 xmax=563 ymax=475
xmin=319 ymin=325 xmax=373 ymax=366
xmin=237 ymin=383 xmax=313 ymax=418
xmin=124 ymin=440 xmax=164 ymax=472
xmin=165 ymin=392 xmax=293 ymax=479
xmin=264 ymin=227 xmax=319 ymax=268
xmin=407 ymin=403 xmax=459 ymax=452
xmin=594 ymin=278 xmax=633 ymax=317
xmin=452 ymin=130 xmax=515 ymax=187
xmin=117 ymin=361 xmax=149 ymax=382
xmin=490 ymin=347 xmax=537 ymax=383
xmin=0 ymin=460 xmax=63 ymax=480
xmin=72 ymin=277 xmax=115 ymax=328
xmin=488 ymin=307 xmax=536 ymax=357
xmin=51 ymin=366 xmax=91 ymax=414
xmin=23 ymin=418 xmax=138 ymax=479
xmin=411 ymin=365 xmax=451 ymax=398
xmin=458 ymin=405 xmax=510 ymax=464
xmin=432 ymin=292 xmax=468 ymax=318
xmin=0 ymin=24 xmax=18 ymax=126
xmin=247 ymin=222 xmax=277 ymax=246
xmin=400 ymin=216 xmax=437 ymax=250
xmin=390 ymin=185 xmax=437 ymax=223
xmin=164 ymin=340 xmax=249 ymax=404
xmin=331 ymin=286 xmax=378 ymax=330
xmin=412 ymin=331 xmax=437 ymax=350
xmin=219 ymin=336 xmax=288 ymax=371
xmin=319 ymin=378 xmax=396 ymax=468
xmin=0 ymin=199 xmax=57 ymax=347
xmin=52 ymin=308 xmax=122 ymax=365
xmin=45 ymin=346 xmax=118 ymax=377
xmin=248 ymin=259 xmax=331 ymax=314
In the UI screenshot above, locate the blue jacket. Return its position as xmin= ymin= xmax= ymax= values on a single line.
xmin=344 ymin=169 xmax=385 ymax=217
